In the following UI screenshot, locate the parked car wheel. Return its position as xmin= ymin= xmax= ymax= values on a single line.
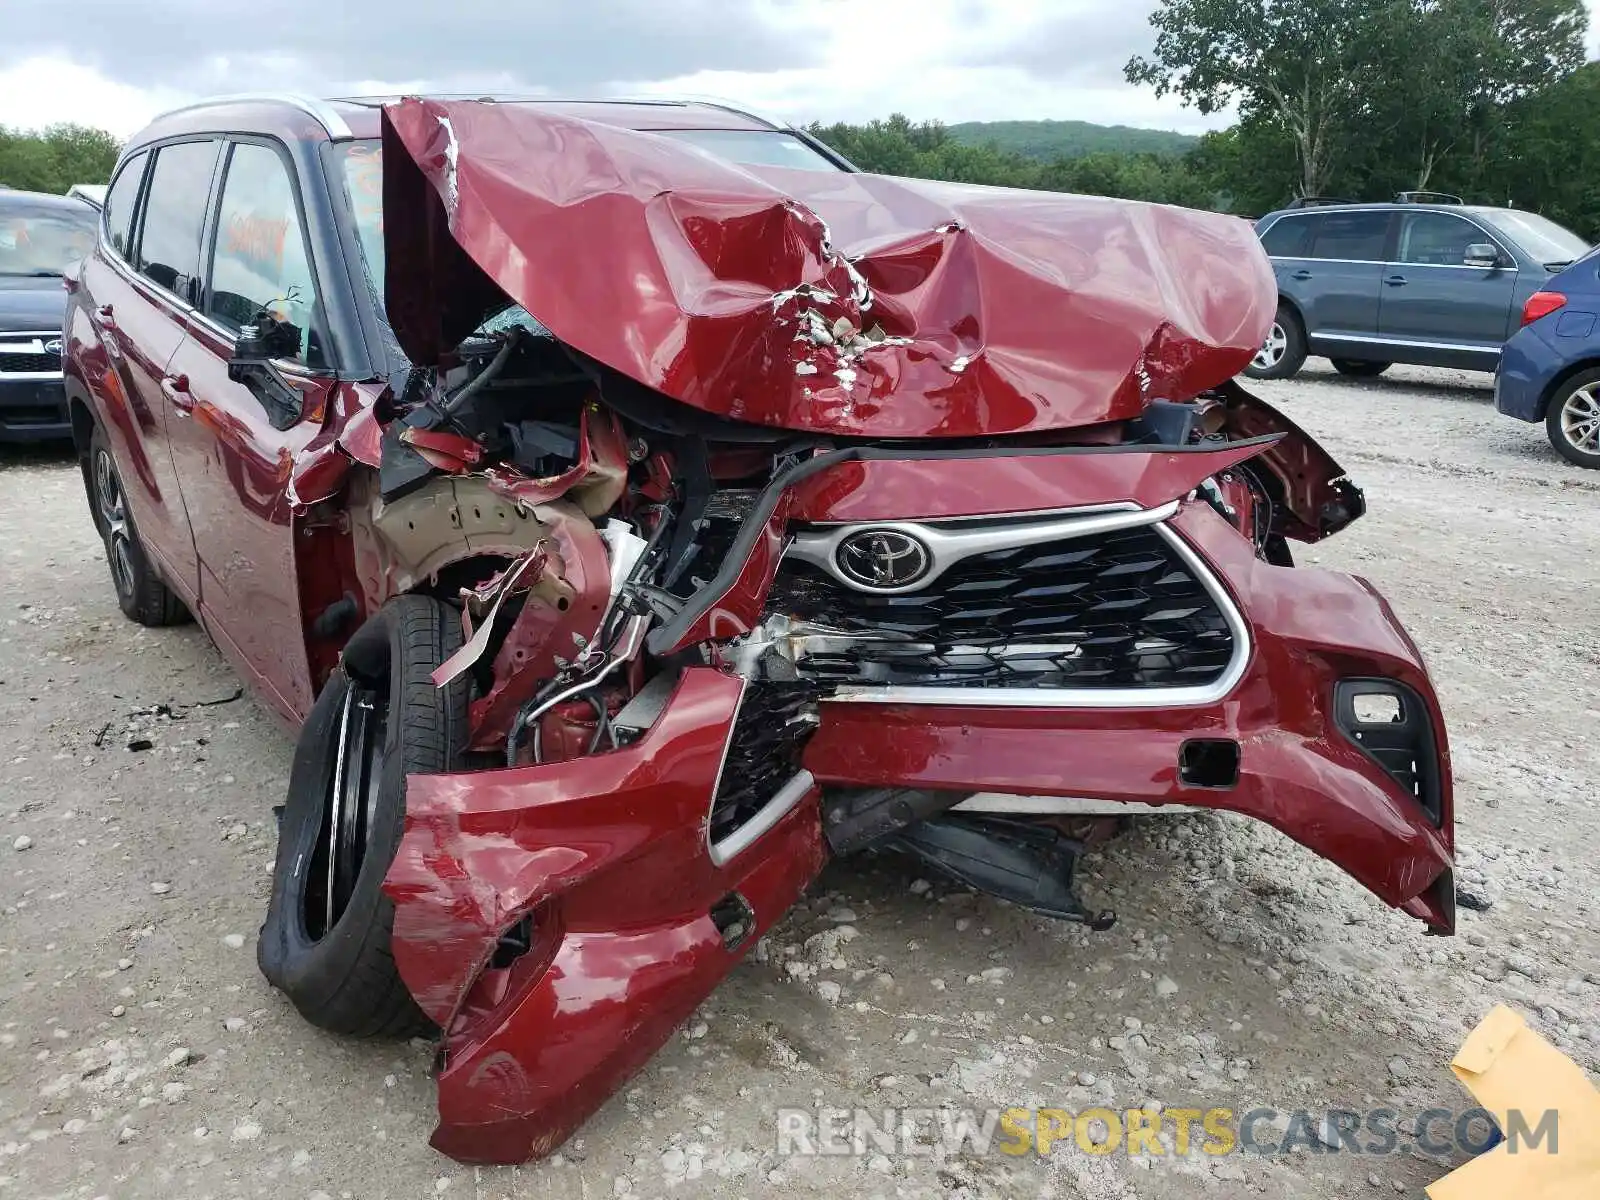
xmin=1545 ymin=369 xmax=1600 ymax=469
xmin=1331 ymin=359 xmax=1391 ymax=378
xmin=258 ymin=594 xmax=468 ymax=1037
xmin=1243 ymin=306 xmax=1307 ymax=380
xmin=87 ymin=426 xmax=189 ymax=626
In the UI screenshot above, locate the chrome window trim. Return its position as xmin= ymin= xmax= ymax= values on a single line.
xmin=786 ymin=500 xmax=1181 ymax=596
xmin=709 ymin=770 xmax=815 ymax=867
xmin=819 ymin=518 xmax=1252 ymax=709
xmin=1314 ymin=332 xmax=1503 ymax=354
xmin=1261 ymin=208 xmax=1516 ymax=266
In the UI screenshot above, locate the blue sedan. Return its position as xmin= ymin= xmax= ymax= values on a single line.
xmin=1496 ymin=251 xmax=1600 ymax=467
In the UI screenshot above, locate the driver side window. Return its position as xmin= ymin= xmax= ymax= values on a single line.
xmin=206 ymin=141 xmax=325 ymax=367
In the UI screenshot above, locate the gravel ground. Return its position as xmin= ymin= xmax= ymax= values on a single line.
xmin=2 ymin=362 xmax=1597 ymax=1200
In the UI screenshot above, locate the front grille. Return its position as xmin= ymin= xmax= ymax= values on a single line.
xmin=0 ymin=351 xmax=58 ymax=374
xmin=708 ymin=683 xmax=820 ymax=844
xmin=765 ymin=524 xmax=1236 ymax=690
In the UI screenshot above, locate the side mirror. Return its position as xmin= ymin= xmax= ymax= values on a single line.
xmin=1464 ymin=244 xmax=1501 ymax=269
xmin=234 ymin=310 xmax=302 ymax=361
xmin=228 ymin=311 xmax=307 ymax=431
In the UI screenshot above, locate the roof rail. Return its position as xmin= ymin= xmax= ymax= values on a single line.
xmin=328 ymin=91 xmax=788 ymax=131
xmin=1395 ymin=190 xmax=1463 ymax=205
xmin=156 ymin=93 xmax=353 ymax=139
xmin=1286 ymin=195 xmax=1358 ymax=209
xmin=326 ymin=93 xmax=694 ymax=109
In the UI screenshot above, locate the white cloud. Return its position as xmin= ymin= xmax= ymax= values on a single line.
xmin=0 ymin=57 xmax=191 ymax=137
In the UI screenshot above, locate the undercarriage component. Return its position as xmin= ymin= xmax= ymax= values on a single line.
xmin=889 ymin=813 xmax=1116 ymax=929
xmin=822 ymin=787 xmax=959 ymax=855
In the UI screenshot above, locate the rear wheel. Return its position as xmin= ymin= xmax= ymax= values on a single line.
xmin=1331 ymin=359 xmax=1391 ymax=378
xmin=258 ymin=594 xmax=468 ymax=1037
xmin=1546 ymin=369 xmax=1600 ymax=469
xmin=1243 ymin=305 xmax=1307 ymax=380
xmin=87 ymin=426 xmax=189 ymax=626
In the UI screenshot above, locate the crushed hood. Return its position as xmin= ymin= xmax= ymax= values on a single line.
xmin=381 ymin=98 xmax=1275 ymax=439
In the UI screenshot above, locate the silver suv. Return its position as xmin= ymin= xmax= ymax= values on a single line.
xmin=1245 ymin=194 xmax=1589 ymax=380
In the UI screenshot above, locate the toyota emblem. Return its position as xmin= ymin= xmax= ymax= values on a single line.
xmin=835 ymin=529 xmax=932 ymax=590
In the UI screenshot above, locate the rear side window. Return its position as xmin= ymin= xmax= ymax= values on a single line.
xmin=1397 ymin=213 xmax=1485 ymax=265
xmin=1311 ymin=212 xmax=1390 ymax=261
xmin=1260 ymin=215 xmax=1317 ymax=257
xmin=102 ymin=151 xmax=148 ymax=259
xmin=206 ymin=141 xmax=323 ymax=366
xmin=137 ymin=140 xmax=220 ymax=301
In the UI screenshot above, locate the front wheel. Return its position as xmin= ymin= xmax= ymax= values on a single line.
xmin=1331 ymin=359 xmax=1391 ymax=378
xmin=258 ymin=594 xmax=468 ymax=1037
xmin=1546 ymin=369 xmax=1600 ymax=469
xmin=1242 ymin=306 xmax=1307 ymax=380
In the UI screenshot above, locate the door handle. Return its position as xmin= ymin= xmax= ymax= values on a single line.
xmin=1290 ymin=270 xmax=1313 ymax=281
xmin=1384 ymin=275 xmax=1408 ymax=287
xmin=161 ymin=373 xmax=196 ymax=413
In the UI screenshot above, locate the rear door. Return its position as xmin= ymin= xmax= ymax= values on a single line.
xmin=1376 ymin=211 xmax=1518 ymax=366
xmin=76 ymin=140 xmax=223 ymax=604
xmin=1298 ymin=210 xmax=1392 ymax=346
xmin=163 ymin=136 xmax=332 ymax=722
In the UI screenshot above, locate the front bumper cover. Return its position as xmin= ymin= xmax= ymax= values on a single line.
xmin=382 ymin=431 xmax=1453 ymax=1165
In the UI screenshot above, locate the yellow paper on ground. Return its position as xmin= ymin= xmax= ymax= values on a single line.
xmin=1427 ymin=1004 xmax=1600 ymax=1199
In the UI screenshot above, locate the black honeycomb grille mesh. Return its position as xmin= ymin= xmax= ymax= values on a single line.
xmin=765 ymin=524 xmax=1236 ymax=690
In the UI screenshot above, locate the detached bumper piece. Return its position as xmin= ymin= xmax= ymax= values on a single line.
xmin=891 ymin=814 xmax=1116 ymax=929
xmin=383 ymin=670 xmax=826 ymax=1164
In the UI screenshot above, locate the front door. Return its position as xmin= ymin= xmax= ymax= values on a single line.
xmin=1376 ymin=211 xmax=1520 ymax=366
xmin=163 ymin=138 xmax=333 ymax=723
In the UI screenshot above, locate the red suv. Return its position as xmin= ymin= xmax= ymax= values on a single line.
xmin=64 ymin=92 xmax=1455 ymax=1166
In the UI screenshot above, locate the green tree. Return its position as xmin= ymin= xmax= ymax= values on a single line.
xmin=1126 ymin=0 xmax=1394 ymax=197
xmin=0 ymin=124 xmax=122 ymax=194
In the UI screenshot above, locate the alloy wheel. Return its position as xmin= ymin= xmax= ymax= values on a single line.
xmin=94 ymin=448 xmax=136 ymax=601
xmin=304 ymin=683 xmax=389 ymax=940
xmin=1252 ymin=322 xmax=1287 ymax=372
xmin=1559 ymin=385 xmax=1600 ymax=455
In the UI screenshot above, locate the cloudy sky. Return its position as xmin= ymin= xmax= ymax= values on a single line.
xmin=0 ymin=0 xmax=1231 ymax=137
xmin=5 ymin=0 xmax=1597 ymax=140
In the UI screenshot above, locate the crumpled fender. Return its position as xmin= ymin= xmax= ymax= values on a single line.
xmin=384 ymin=668 xmax=826 ymax=1164
xmin=1216 ymin=380 xmax=1365 ymax=541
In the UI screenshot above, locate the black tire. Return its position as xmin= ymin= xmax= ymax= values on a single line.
xmin=1242 ymin=305 xmax=1307 ymax=380
xmin=1331 ymin=359 xmax=1391 ymax=378
xmin=258 ymin=594 xmax=468 ymax=1037
xmin=1545 ymin=368 xmax=1600 ymax=469
xmin=86 ymin=425 xmax=189 ymax=626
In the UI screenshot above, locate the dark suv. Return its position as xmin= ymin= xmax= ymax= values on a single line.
xmin=1 ymin=189 xmax=97 ymax=440
xmin=1245 ymin=195 xmax=1590 ymax=380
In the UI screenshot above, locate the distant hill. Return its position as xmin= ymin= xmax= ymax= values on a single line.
xmin=946 ymin=120 xmax=1198 ymax=161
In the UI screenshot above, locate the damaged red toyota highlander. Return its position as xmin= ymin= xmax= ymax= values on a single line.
xmin=62 ymin=93 xmax=1454 ymax=1164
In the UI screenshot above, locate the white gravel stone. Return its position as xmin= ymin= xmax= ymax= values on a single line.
xmin=11 ymin=835 xmax=32 ymax=852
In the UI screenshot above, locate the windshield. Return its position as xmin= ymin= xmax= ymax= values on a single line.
xmin=1485 ymin=210 xmax=1590 ymax=265
xmin=656 ymin=128 xmax=842 ymax=172
xmin=0 ymin=204 xmax=97 ymax=277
